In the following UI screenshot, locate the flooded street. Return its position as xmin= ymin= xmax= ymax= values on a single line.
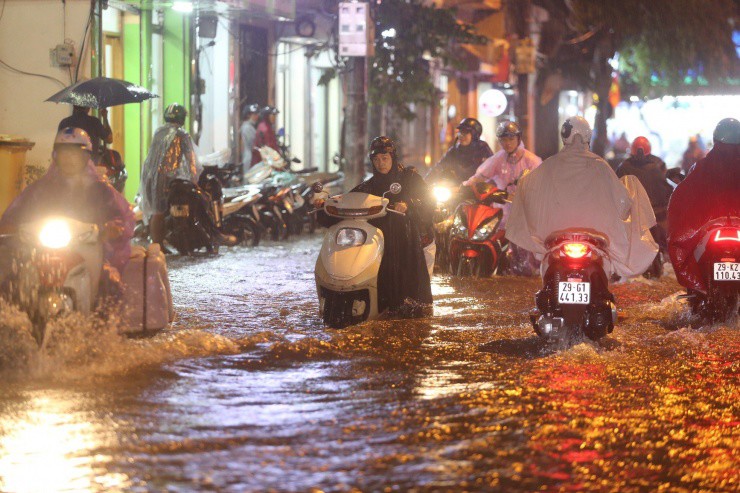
xmin=0 ymin=236 xmax=737 ymax=492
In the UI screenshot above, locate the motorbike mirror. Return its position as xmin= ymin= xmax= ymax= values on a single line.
xmin=312 ymin=182 xmax=324 ymax=193
xmin=292 ymin=157 xmax=301 ymax=163
xmin=389 ymin=183 xmax=402 ymax=195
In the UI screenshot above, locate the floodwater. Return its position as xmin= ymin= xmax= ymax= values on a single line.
xmin=0 ymin=236 xmax=737 ymax=492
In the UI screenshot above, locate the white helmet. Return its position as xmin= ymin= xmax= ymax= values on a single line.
xmin=54 ymin=127 xmax=93 ymax=153
xmin=560 ymin=116 xmax=592 ymax=146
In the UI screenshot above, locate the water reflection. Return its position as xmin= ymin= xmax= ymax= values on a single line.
xmin=0 ymin=392 xmax=129 ymax=493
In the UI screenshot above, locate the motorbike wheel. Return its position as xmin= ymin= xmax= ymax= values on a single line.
xmin=223 ymin=216 xmax=260 ymax=247
xmin=456 ymin=257 xmax=477 ymax=277
xmin=307 ymin=213 xmax=317 ymax=234
xmin=643 ymin=252 xmax=664 ymax=279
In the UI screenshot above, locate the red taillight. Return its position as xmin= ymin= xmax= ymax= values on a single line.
xmin=713 ymin=228 xmax=740 ymax=243
xmin=562 ymin=242 xmax=590 ymax=259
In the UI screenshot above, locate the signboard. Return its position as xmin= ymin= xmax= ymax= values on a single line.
xmin=223 ymin=0 xmax=296 ymax=20
xmin=338 ymin=2 xmax=374 ymax=57
xmin=479 ymin=89 xmax=508 ymax=117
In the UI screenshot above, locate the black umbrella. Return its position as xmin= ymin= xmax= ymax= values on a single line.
xmin=46 ymin=76 xmax=158 ymax=109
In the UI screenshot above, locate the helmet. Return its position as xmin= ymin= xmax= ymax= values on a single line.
xmin=496 ymin=120 xmax=522 ymax=139
xmin=561 ymin=116 xmax=592 ymax=146
xmin=54 ymin=127 xmax=93 ymax=153
xmin=242 ymin=103 xmax=260 ymax=119
xmin=713 ymin=118 xmax=740 ymax=145
xmin=456 ymin=118 xmax=483 ymax=141
xmin=369 ymin=136 xmax=397 ymax=161
xmin=164 ymin=103 xmax=187 ymax=125
xmin=631 ymin=136 xmax=651 ymax=159
xmin=260 ymin=105 xmax=279 ymax=117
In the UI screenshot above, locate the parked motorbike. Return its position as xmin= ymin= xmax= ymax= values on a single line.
xmin=0 ymin=216 xmax=173 ymax=347
xmin=448 ymin=182 xmax=510 ymax=277
xmin=530 ymin=231 xmax=618 ymax=343
xmin=314 ymin=182 xmax=407 ymax=328
xmin=681 ymin=217 xmax=739 ymax=323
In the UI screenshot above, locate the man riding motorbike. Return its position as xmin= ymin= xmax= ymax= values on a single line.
xmin=506 ymin=116 xmax=657 ymax=278
xmin=0 ymin=127 xmax=134 ymax=298
xmin=139 ymin=103 xmax=236 ymax=247
xmin=315 ymin=136 xmax=434 ymax=317
xmin=617 ymin=136 xmax=673 ymax=275
xmin=464 ymin=120 xmax=542 ymax=275
xmin=667 ymin=117 xmax=740 ymax=296
xmin=427 ymin=118 xmax=493 ymax=184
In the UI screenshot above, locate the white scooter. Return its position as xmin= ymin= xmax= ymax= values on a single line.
xmin=2 ymin=216 xmax=174 ymax=348
xmin=315 ymin=182 xmax=434 ymax=328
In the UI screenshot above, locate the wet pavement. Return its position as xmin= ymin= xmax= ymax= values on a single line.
xmin=0 ymin=236 xmax=737 ymax=492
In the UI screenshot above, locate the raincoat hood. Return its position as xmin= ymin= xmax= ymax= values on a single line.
xmin=505 ymin=144 xmax=657 ymax=277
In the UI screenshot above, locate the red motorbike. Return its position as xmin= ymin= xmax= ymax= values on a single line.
xmin=448 ymin=182 xmax=510 ymax=277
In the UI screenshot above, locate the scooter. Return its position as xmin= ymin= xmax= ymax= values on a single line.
xmin=448 ymin=182 xmax=510 ymax=277
xmin=681 ymin=217 xmax=739 ymax=322
xmin=0 ymin=216 xmax=173 ymax=347
xmin=314 ymin=182 xmax=406 ymax=328
xmin=530 ymin=230 xmax=618 ymax=343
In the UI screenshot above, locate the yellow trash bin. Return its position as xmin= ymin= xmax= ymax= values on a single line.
xmin=0 ymin=135 xmax=35 ymax=215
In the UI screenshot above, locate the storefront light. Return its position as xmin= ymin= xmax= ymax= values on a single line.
xmin=172 ymin=1 xmax=193 ymax=13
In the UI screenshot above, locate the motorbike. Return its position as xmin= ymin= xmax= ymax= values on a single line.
xmin=0 ymin=216 xmax=173 ymax=347
xmin=530 ymin=231 xmax=618 ymax=343
xmin=96 ymin=146 xmax=127 ymax=194
xmin=430 ymin=174 xmax=460 ymax=274
xmin=448 ymin=182 xmax=510 ymax=277
xmin=314 ymin=182 xmax=410 ymax=328
xmin=681 ymin=217 xmax=739 ymax=322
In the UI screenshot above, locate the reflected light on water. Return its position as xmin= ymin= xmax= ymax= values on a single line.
xmin=0 ymin=394 xmax=129 ymax=493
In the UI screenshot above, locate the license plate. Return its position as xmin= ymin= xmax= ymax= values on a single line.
xmin=170 ymin=204 xmax=189 ymax=217
xmin=558 ymin=281 xmax=591 ymax=305
xmin=714 ymin=262 xmax=740 ymax=281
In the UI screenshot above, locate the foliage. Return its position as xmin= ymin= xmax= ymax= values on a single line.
xmin=566 ymin=0 xmax=738 ymax=95
xmin=368 ymin=0 xmax=488 ymax=120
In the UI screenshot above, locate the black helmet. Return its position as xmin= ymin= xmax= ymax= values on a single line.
xmin=242 ymin=103 xmax=260 ymax=119
xmin=260 ymin=105 xmax=279 ymax=117
xmin=713 ymin=117 xmax=740 ymax=145
xmin=496 ymin=120 xmax=521 ymax=139
xmin=164 ymin=103 xmax=187 ymax=125
xmin=369 ymin=136 xmax=397 ymax=162
xmin=456 ymin=118 xmax=483 ymax=141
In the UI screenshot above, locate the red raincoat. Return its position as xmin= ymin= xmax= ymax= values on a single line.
xmin=667 ymin=142 xmax=740 ymax=293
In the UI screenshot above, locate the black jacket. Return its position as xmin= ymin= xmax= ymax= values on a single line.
xmin=428 ymin=140 xmax=493 ymax=183
xmin=616 ymin=155 xmax=673 ymax=220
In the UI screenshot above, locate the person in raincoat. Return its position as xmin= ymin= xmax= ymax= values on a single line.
xmin=316 ymin=136 xmax=434 ymax=317
xmin=427 ymin=118 xmax=493 ymax=184
xmin=464 ymin=120 xmax=542 ymax=275
xmin=253 ymin=105 xmax=280 ymax=160
xmin=667 ymin=117 xmax=740 ymax=295
xmin=139 ymin=103 xmax=200 ymax=245
xmin=0 ymin=127 xmax=134 ymax=295
xmin=506 ymin=116 xmax=657 ymax=278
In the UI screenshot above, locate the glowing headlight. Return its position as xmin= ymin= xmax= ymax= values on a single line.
xmin=471 ymin=217 xmax=500 ymax=241
xmin=433 ymin=186 xmax=452 ymax=203
xmin=39 ymin=219 xmax=72 ymax=249
xmin=451 ymin=213 xmax=467 ymax=238
xmin=336 ymin=228 xmax=367 ymax=247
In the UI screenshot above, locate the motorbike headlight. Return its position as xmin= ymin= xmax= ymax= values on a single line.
xmin=336 ymin=228 xmax=367 ymax=247
xmin=39 ymin=219 xmax=72 ymax=249
xmin=433 ymin=186 xmax=452 ymax=204
xmin=451 ymin=213 xmax=467 ymax=238
xmin=471 ymin=217 xmax=500 ymax=241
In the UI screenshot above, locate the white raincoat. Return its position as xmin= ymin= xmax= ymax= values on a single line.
xmin=505 ymin=142 xmax=657 ymax=277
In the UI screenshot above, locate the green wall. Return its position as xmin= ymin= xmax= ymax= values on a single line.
xmin=163 ymin=10 xmax=190 ymax=130
xmin=123 ymin=15 xmax=142 ymax=202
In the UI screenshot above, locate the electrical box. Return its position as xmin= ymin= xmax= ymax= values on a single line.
xmin=338 ymin=2 xmax=374 ymax=57
xmin=50 ymin=41 xmax=75 ymax=67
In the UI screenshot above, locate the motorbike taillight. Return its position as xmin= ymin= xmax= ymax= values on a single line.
xmin=712 ymin=228 xmax=740 ymax=243
xmin=562 ymin=242 xmax=590 ymax=259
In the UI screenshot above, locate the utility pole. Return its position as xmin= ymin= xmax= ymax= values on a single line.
xmin=507 ymin=0 xmax=534 ymax=147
